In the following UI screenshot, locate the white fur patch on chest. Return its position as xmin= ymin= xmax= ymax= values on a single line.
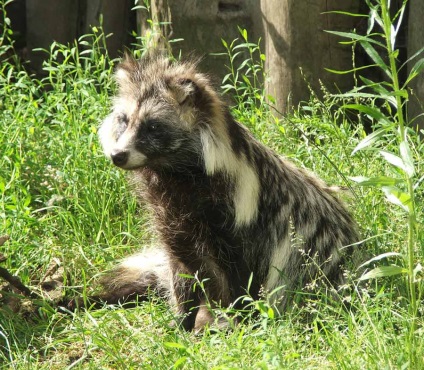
xmin=200 ymin=129 xmax=260 ymax=228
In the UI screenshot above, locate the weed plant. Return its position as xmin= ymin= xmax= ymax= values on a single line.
xmin=0 ymin=0 xmax=423 ymax=368
xmin=327 ymin=0 xmax=423 ymax=365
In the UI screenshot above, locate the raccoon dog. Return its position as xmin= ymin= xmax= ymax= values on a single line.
xmin=97 ymin=53 xmax=360 ymax=331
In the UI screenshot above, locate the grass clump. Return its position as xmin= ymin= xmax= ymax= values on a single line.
xmin=0 ymin=0 xmax=423 ymax=368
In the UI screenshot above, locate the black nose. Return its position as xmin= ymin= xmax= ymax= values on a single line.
xmin=111 ymin=151 xmax=129 ymax=167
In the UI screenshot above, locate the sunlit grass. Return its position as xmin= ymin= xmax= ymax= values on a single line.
xmin=1 ymin=3 xmax=423 ymax=369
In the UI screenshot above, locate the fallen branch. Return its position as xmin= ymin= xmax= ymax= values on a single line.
xmin=0 ymin=266 xmax=35 ymax=297
xmin=0 ymin=235 xmax=36 ymax=298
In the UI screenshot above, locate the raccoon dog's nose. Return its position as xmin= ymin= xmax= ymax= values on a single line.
xmin=111 ymin=151 xmax=129 ymax=167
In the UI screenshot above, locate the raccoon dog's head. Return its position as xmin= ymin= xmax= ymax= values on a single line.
xmin=99 ymin=53 xmax=223 ymax=172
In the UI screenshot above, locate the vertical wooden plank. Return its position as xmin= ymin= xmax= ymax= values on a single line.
xmin=407 ymin=1 xmax=424 ymax=132
xmin=261 ymin=0 xmax=361 ymax=113
xmin=26 ymin=0 xmax=78 ymax=74
xmin=136 ymin=0 xmax=263 ymax=81
xmin=84 ymin=0 xmax=132 ymax=58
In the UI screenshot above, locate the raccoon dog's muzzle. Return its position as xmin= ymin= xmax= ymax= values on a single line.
xmin=98 ymin=114 xmax=147 ymax=170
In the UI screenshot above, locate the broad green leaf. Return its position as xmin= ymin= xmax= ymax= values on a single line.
xmin=333 ymin=90 xmax=397 ymax=107
xmin=237 ymin=59 xmax=250 ymax=71
xmin=242 ymin=75 xmax=251 ymax=84
xmin=399 ymin=141 xmax=415 ymax=178
xmin=359 ymin=265 xmax=407 ymax=281
xmin=358 ymin=252 xmax=402 ymax=269
xmin=368 ymin=8 xmax=379 ymax=34
xmin=361 ymin=41 xmax=392 ymax=79
xmin=392 ymin=49 xmax=399 ymax=59
xmin=359 ymin=76 xmax=390 ymax=92
xmin=233 ymin=43 xmax=258 ymax=50
xmin=380 ymin=151 xmax=406 ymax=171
xmin=356 ymin=77 xmax=407 ymax=98
xmin=352 ymin=127 xmax=387 ymax=155
xmin=256 ymin=301 xmax=267 ymax=315
xmin=350 ymin=176 xmax=402 ymax=187
xmin=391 ymin=89 xmax=408 ymax=98
xmin=382 ymin=186 xmax=411 ymax=213
xmin=333 ymin=92 xmax=384 ymax=99
xmin=325 ymin=31 xmax=385 ymax=48
xmin=342 ymin=104 xmax=392 ymax=126
xmin=173 ymin=357 xmax=188 ymax=368
xmin=164 ymin=342 xmax=187 ymax=350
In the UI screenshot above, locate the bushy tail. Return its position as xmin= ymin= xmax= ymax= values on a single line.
xmin=98 ymin=247 xmax=173 ymax=305
xmin=65 ymin=247 xmax=173 ymax=310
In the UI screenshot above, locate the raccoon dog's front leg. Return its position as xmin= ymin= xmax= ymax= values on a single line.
xmin=171 ymin=262 xmax=202 ymax=331
xmin=170 ymin=255 xmax=234 ymax=331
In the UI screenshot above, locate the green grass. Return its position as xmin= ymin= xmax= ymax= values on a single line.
xmin=1 ymin=12 xmax=423 ymax=370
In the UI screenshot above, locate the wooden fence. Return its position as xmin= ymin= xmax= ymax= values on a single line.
xmin=6 ymin=0 xmax=424 ymax=129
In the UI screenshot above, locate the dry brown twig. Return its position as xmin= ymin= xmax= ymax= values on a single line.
xmin=0 ymin=235 xmax=35 ymax=298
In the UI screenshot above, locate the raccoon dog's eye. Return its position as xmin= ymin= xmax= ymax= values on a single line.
xmin=145 ymin=120 xmax=161 ymax=133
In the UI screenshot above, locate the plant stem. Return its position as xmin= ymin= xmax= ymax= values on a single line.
xmin=381 ymin=0 xmax=417 ymax=358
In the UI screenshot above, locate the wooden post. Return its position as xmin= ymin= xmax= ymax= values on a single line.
xmin=261 ymin=0 xmax=361 ymax=113
xmin=407 ymin=1 xmax=424 ymax=132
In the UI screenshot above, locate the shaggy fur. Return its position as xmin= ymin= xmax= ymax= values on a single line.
xmin=97 ymin=53 xmax=360 ymax=331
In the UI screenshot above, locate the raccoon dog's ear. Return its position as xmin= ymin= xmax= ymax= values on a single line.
xmin=114 ymin=54 xmax=137 ymax=87
xmin=114 ymin=67 xmax=134 ymax=87
xmin=168 ymin=77 xmax=199 ymax=105
xmin=115 ymin=67 xmax=131 ymax=87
